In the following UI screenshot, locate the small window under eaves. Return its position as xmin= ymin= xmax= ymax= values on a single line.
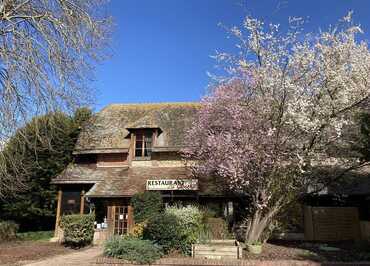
xmin=134 ymin=130 xmax=153 ymax=160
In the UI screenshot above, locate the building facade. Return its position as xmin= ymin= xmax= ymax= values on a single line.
xmin=52 ymin=103 xmax=235 ymax=237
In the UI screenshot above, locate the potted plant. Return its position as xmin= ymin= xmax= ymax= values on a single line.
xmin=246 ymin=240 xmax=263 ymax=254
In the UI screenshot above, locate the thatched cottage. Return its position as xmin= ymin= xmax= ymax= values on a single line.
xmin=52 ymin=102 xmax=235 ymax=238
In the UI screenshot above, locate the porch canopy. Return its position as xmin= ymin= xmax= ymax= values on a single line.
xmin=52 ymin=164 xmax=223 ymax=197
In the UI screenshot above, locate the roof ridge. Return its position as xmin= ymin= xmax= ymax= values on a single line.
xmin=105 ymin=101 xmax=200 ymax=108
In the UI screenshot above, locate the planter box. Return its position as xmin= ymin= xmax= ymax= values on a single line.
xmin=192 ymin=240 xmax=242 ymax=259
xmin=93 ymin=229 xmax=109 ymax=245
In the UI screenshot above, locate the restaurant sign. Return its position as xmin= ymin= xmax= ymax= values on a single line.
xmin=146 ymin=179 xmax=198 ymax=191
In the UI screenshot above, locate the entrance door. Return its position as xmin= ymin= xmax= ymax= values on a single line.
xmin=114 ymin=206 xmax=128 ymax=235
xmin=107 ymin=205 xmax=134 ymax=236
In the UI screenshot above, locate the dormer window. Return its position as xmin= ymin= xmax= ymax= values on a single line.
xmin=134 ymin=130 xmax=152 ymax=159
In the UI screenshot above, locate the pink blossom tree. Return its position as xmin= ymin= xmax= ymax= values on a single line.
xmin=183 ymin=13 xmax=370 ymax=244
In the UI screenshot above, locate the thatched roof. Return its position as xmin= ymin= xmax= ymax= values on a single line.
xmin=328 ymin=167 xmax=370 ymax=195
xmin=74 ymin=102 xmax=200 ymax=154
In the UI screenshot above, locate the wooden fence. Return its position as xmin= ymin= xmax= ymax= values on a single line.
xmin=304 ymin=206 xmax=361 ymax=241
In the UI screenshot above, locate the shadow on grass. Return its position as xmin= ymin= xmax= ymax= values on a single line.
xmin=267 ymin=239 xmax=370 ymax=262
xmin=17 ymin=230 xmax=54 ymax=241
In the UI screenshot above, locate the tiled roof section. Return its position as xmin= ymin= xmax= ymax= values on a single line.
xmin=86 ymin=167 xmax=189 ymax=197
xmin=52 ymin=164 xmax=222 ymax=196
xmin=74 ymin=102 xmax=200 ymax=154
xmin=51 ymin=164 xmax=128 ymax=184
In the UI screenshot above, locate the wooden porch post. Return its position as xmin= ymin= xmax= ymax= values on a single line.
xmin=80 ymin=190 xmax=85 ymax=214
xmin=107 ymin=205 xmax=116 ymax=236
xmin=54 ymin=189 xmax=63 ymax=236
xmin=128 ymin=205 xmax=135 ymax=233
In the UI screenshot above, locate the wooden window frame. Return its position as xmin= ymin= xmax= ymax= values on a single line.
xmin=133 ymin=129 xmax=154 ymax=160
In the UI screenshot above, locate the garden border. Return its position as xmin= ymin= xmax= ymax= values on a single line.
xmin=96 ymin=257 xmax=320 ymax=265
xmin=97 ymin=257 xmax=370 ymax=266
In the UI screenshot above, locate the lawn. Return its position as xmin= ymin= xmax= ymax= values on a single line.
xmin=0 ymin=231 xmax=73 ymax=266
xmin=17 ymin=230 xmax=54 ymax=241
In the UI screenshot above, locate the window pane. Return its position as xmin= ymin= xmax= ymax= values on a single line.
xmin=144 ymin=131 xmax=152 ymax=139
xmin=144 ymin=132 xmax=152 ymax=157
xmin=135 ymin=133 xmax=143 ymax=145
xmin=135 ymin=139 xmax=143 ymax=156
xmin=144 ymin=144 xmax=151 ymax=156
xmin=61 ymin=191 xmax=81 ymax=215
xmin=134 ymin=131 xmax=153 ymax=158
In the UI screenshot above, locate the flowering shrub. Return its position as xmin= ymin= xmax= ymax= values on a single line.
xmin=165 ymin=205 xmax=203 ymax=234
xmin=165 ymin=205 xmax=203 ymax=255
xmin=128 ymin=222 xmax=146 ymax=239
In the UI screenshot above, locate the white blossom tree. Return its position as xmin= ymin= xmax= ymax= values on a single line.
xmin=183 ymin=12 xmax=370 ymax=243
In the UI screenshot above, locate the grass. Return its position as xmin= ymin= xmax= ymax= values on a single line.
xmin=17 ymin=230 xmax=54 ymax=241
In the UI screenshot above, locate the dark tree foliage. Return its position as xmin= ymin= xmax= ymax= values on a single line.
xmin=0 ymin=108 xmax=92 ymax=231
xmin=130 ymin=191 xmax=163 ymax=223
xmin=353 ymin=112 xmax=370 ymax=163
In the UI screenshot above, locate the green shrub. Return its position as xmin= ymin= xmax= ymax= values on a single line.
xmin=0 ymin=221 xmax=19 ymax=242
xmin=205 ymin=217 xmax=230 ymax=239
xmin=165 ymin=205 xmax=203 ymax=255
xmin=60 ymin=214 xmax=95 ymax=247
xmin=104 ymin=236 xmax=163 ymax=264
xmin=197 ymin=223 xmax=213 ymax=244
xmin=143 ymin=212 xmax=181 ymax=254
xmin=130 ymin=192 xmax=163 ymax=223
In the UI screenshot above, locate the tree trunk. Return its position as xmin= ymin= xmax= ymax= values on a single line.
xmin=244 ymin=202 xmax=283 ymax=244
xmin=245 ymin=210 xmax=267 ymax=243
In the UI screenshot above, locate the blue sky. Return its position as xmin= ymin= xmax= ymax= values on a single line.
xmin=93 ymin=0 xmax=370 ymax=110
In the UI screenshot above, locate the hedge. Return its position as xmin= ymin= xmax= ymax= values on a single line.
xmin=60 ymin=213 xmax=95 ymax=247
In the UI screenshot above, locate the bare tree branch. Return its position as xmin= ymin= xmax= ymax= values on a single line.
xmin=0 ymin=0 xmax=112 ymax=197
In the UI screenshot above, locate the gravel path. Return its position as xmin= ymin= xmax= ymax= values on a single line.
xmin=24 ymin=246 xmax=102 ymax=266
